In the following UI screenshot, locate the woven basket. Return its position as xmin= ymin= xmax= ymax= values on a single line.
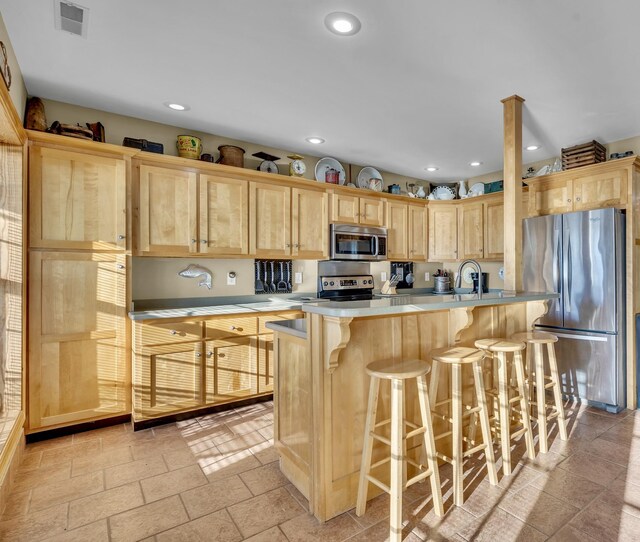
xmin=217 ymin=145 xmax=245 ymax=167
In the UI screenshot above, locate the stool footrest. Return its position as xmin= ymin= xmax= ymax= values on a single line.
xmin=406 ymin=427 xmax=426 ymax=440
xmin=365 ymin=474 xmax=391 ymax=495
xmin=463 ymin=443 xmax=488 ymax=457
xmin=371 ymin=433 xmax=391 ymax=446
xmin=407 ymin=469 xmax=434 ymax=488
xmin=370 ymin=457 xmax=391 ymax=470
xmin=434 ymin=430 xmax=452 ymax=441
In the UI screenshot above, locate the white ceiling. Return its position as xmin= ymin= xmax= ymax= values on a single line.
xmin=2 ymin=0 xmax=640 ymax=180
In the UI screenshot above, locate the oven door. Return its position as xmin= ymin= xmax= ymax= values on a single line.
xmin=330 ymin=225 xmax=386 ymax=261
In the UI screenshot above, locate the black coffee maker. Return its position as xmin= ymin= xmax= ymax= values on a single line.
xmin=471 ymin=272 xmax=489 ymax=293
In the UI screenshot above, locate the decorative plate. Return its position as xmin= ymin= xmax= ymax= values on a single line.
xmin=462 ymin=267 xmax=475 ymax=284
xmin=432 ymin=186 xmax=455 ymax=200
xmin=357 ymin=166 xmax=383 ymax=189
xmin=468 ymin=182 xmax=485 ymax=197
xmin=369 ymin=178 xmax=383 ymax=192
xmin=314 ymin=157 xmax=346 ymax=184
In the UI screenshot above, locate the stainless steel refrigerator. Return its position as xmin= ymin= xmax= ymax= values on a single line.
xmin=523 ymin=208 xmax=626 ymax=412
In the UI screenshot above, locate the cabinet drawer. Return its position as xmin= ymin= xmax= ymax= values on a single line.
xmin=258 ymin=312 xmax=304 ymax=334
xmin=205 ymin=317 xmax=257 ymax=340
xmin=135 ymin=321 xmax=203 ymax=348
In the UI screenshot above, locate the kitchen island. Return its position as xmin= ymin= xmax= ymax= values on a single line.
xmin=270 ymin=291 xmax=558 ymax=522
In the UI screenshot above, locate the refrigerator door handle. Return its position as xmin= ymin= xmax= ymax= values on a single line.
xmin=566 ymin=234 xmax=572 ymax=313
xmin=555 ymin=232 xmax=561 ymax=314
xmin=551 ymin=332 xmax=609 ymax=342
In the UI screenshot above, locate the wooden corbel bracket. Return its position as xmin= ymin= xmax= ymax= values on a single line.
xmin=323 ymin=316 xmax=353 ymax=373
xmin=449 ymin=307 xmax=475 ymax=344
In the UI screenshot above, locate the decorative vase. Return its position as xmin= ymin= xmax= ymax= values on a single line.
xmin=458 ymin=180 xmax=468 ymax=198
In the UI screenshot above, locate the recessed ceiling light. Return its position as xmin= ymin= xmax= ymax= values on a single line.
xmin=163 ymin=102 xmax=190 ymax=111
xmin=525 ymin=145 xmax=541 ymax=151
xmin=469 ymin=161 xmax=482 ymax=167
xmin=324 ymin=12 xmax=361 ymax=36
xmin=305 ymin=137 xmax=325 ymax=144
xmin=425 ymin=167 xmax=439 ymax=172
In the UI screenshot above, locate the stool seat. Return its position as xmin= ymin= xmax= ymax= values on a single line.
xmin=475 ymin=338 xmax=525 ymax=352
xmin=431 ymin=347 xmax=484 ymax=364
xmin=511 ymin=331 xmax=558 ymax=344
xmin=366 ymin=358 xmax=431 ymax=380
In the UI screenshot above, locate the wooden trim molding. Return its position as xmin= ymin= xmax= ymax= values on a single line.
xmin=323 ymin=316 xmax=353 ymax=373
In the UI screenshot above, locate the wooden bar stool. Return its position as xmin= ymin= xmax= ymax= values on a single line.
xmin=428 ymin=347 xmax=498 ymax=507
xmin=511 ymin=331 xmax=568 ymax=453
xmin=356 ymin=358 xmax=443 ymax=542
xmin=474 ymin=338 xmax=535 ymax=475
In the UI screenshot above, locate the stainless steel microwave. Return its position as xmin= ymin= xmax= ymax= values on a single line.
xmin=330 ymin=224 xmax=387 ymax=261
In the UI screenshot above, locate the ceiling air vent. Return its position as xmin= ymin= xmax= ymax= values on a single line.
xmin=54 ymin=0 xmax=89 ymax=38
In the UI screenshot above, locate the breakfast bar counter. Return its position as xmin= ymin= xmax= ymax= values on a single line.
xmin=271 ymin=291 xmax=558 ymax=522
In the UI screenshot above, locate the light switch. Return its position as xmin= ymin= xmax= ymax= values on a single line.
xmin=294 ymin=272 xmax=303 ymax=284
xmin=424 ymin=272 xmax=430 ymax=281
xmin=381 ymin=271 xmax=387 ymax=282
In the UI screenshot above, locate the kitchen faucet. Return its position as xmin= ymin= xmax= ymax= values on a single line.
xmin=455 ymin=259 xmax=483 ymax=296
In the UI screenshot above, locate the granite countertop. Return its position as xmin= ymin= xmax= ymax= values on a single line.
xmin=302 ymin=291 xmax=559 ymax=318
xmin=265 ymin=318 xmax=307 ymax=339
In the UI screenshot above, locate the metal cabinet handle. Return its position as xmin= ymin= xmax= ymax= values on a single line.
xmin=118 ymin=235 xmax=126 ymax=240
xmin=117 ymin=264 xmax=125 ymax=269
xmin=191 ymin=239 xmax=197 ymax=244
xmin=567 ymin=198 xmax=572 ymax=203
xmin=575 ymin=197 xmax=581 ymax=202
xmin=295 ymin=244 xmax=301 ymax=248
xmin=219 ymin=353 xmax=226 ymax=358
xmin=286 ymin=244 xmax=291 ymax=248
xmin=195 ymin=352 xmax=202 ymax=358
xmin=207 ymin=351 xmax=213 ymax=358
xmin=230 ymin=326 xmax=243 ymax=331
xmin=201 ymin=240 xmax=208 ymax=244
xmin=170 ymin=330 xmax=178 ymax=335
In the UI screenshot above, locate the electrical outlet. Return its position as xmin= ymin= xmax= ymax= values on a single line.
xmin=227 ymin=275 xmax=236 ymax=286
xmin=294 ymin=272 xmax=303 ymax=284
xmin=381 ymin=271 xmax=387 ymax=282
xmin=424 ymin=272 xmax=430 ymax=281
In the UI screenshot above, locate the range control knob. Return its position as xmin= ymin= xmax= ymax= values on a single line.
xmin=323 ymin=281 xmax=329 ymax=286
xmin=368 ymin=279 xmax=373 ymax=284
xmin=330 ymin=281 xmax=335 ymax=286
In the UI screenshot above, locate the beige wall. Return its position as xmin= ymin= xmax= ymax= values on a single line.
xmin=0 ymin=12 xmax=26 ymax=121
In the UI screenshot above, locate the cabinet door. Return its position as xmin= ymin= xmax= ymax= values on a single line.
xmin=484 ymin=199 xmax=504 ymax=260
xmin=137 ymin=164 xmax=197 ymax=255
xmin=207 ymin=337 xmax=257 ymax=402
xmin=386 ymin=202 xmax=408 ymax=260
xmin=292 ymin=188 xmax=329 ymax=259
xmin=30 ymin=146 xmax=126 ymax=250
xmin=458 ymin=202 xmax=484 ymax=260
xmin=249 ymin=183 xmax=291 ymax=256
xmin=257 ymin=336 xmax=274 ymax=394
xmin=573 ymin=169 xmax=628 ymax=211
xmin=408 ymin=205 xmax=428 ymax=261
xmin=359 ymin=197 xmax=386 ymax=226
xmin=428 ymin=205 xmax=458 ymax=261
xmin=330 ymin=193 xmax=359 ymax=224
xmin=199 ymin=174 xmax=249 ymax=255
xmin=135 ymin=342 xmax=203 ymax=419
xmin=528 ymin=179 xmax=573 ymax=216
xmin=29 ymin=252 xmax=128 ymax=430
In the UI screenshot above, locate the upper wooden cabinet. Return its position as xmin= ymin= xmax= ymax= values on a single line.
xmin=330 ymin=193 xmax=385 ymax=227
xmin=200 ymin=174 xmax=249 ymax=255
xmin=250 ymin=183 xmax=292 ymax=257
xmin=527 ymin=165 xmax=628 ymax=216
xmin=386 ymin=202 xmax=428 ymax=261
xmin=428 ymin=204 xmax=458 ymax=261
xmin=483 ymin=198 xmax=504 ymax=260
xmin=458 ymin=202 xmax=484 ymax=260
xmin=30 ymin=146 xmax=127 ymax=250
xmin=28 ymin=251 xmax=128 ymax=430
xmin=137 ymin=164 xmax=198 ymax=255
xmin=292 ymin=188 xmax=329 ymax=259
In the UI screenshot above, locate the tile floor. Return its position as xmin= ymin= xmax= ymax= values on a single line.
xmin=1 ymin=400 xmax=640 ymax=541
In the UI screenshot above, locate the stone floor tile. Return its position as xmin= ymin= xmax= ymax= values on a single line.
xmin=180 ymin=474 xmax=252 ymax=519
xmin=18 ymin=451 xmax=42 ymax=472
xmin=460 ymin=480 xmax=509 ymax=517
xmin=285 ymin=483 xmax=310 ymax=512
xmin=203 ymin=450 xmax=262 ymax=482
xmin=24 ymin=434 xmax=73 ymax=453
xmin=155 ymin=508 xmax=242 ymax=542
xmin=558 ymin=450 xmax=625 ymax=486
xmin=227 ymin=486 xmax=305 ymax=538
xmin=0 ymin=502 xmax=68 ymax=541
xmin=239 ymin=461 xmax=289 ymax=496
xmin=570 ymin=492 xmax=640 ymax=542
xmin=249 ymin=439 xmax=279 ymax=465
xmin=44 ymin=519 xmax=109 ymax=542
xmin=71 ymin=445 xmax=133 ymax=477
xmin=280 ymin=511 xmax=361 ymax=542
xmin=30 ymin=470 xmax=104 ymax=512
xmin=108 ymin=494 xmax=189 ymax=542
xmin=242 ymin=525 xmax=289 ymax=542
xmin=597 ymin=417 xmax=640 ymax=446
xmin=162 ymin=446 xmax=198 ymax=471
xmin=40 ymin=439 xmax=102 ymax=468
xmin=457 ymin=508 xmax=547 ymax=542
xmin=1 ymin=489 xmax=30 ymax=519
xmin=531 ymin=467 xmax=605 ymax=508
xmin=521 ymin=450 xmax=566 ymax=472
xmin=406 ymin=502 xmax=476 ymax=541
xmin=71 ymin=423 xmax=128 ymax=444
xmin=12 ymin=462 xmax=71 ymax=492
xmin=257 ymin=425 xmax=274 ymax=441
xmin=68 ymin=481 xmax=144 ymax=529
xmin=547 ymin=524 xmax=600 ymax=542
xmin=343 ymin=518 xmax=421 ymax=542
xmin=576 ymin=411 xmax=620 ymax=433
xmin=499 ymin=483 xmax=580 ymax=535
xmin=495 ymin=464 xmax=541 ymax=493
xmin=130 ymin=435 xmax=189 ymax=461
xmin=216 ymin=430 xmax=266 ymax=457
xmin=225 ymin=411 xmax=273 ymax=437
xmin=197 ymin=409 xmax=243 ymax=429
xmin=602 ymin=477 xmax=640 ymax=519
xmin=581 ymin=435 xmax=640 ymax=466
xmin=104 ymin=455 xmax=167 ymax=489
xmin=140 ymin=464 xmax=207 ymax=503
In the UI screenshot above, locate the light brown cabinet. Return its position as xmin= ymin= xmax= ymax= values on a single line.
xmin=428 ymin=204 xmax=458 ymax=261
xmin=458 ymin=202 xmax=484 ymax=259
xmin=528 ymin=166 xmax=628 ymax=216
xmin=386 ymin=202 xmax=428 ymax=261
xmin=484 ymin=198 xmax=504 ymax=260
xmin=28 ymin=251 xmax=128 ymax=430
xmin=29 ymin=146 xmax=127 ymax=250
xmin=292 ymin=188 xmax=329 ymax=259
xmin=330 ymin=193 xmax=385 ymax=227
xmin=208 ymin=337 xmax=256 ymax=400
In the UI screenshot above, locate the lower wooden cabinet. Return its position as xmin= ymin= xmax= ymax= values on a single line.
xmin=132 ymin=311 xmax=302 ymax=422
xmin=28 ymin=251 xmax=129 ymax=431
